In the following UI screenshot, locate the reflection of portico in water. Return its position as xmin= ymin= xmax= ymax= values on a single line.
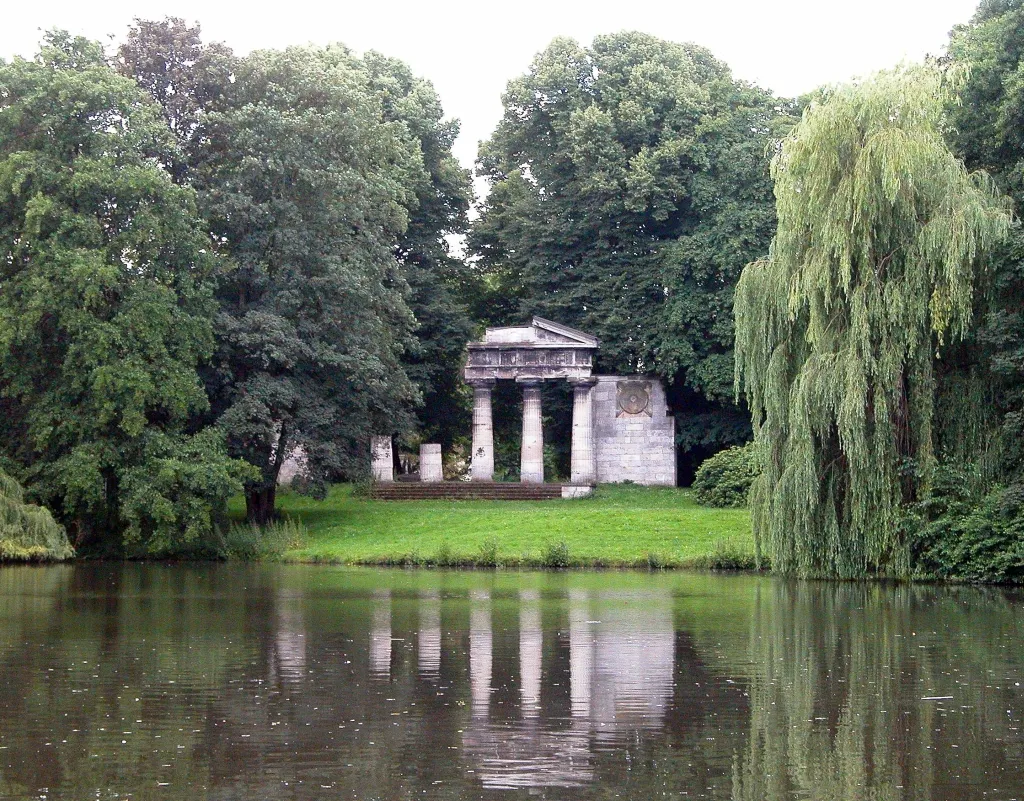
xmin=369 ymin=589 xmax=391 ymax=677
xmin=463 ymin=587 xmax=675 ymax=789
xmin=362 ymin=584 xmax=677 ymax=790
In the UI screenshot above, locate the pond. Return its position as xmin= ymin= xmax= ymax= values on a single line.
xmin=0 ymin=565 xmax=1020 ymax=800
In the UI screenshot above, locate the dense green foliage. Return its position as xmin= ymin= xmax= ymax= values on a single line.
xmin=734 ymin=64 xmax=1011 ymax=577
xmin=903 ymin=467 xmax=1024 ymax=582
xmin=199 ymin=45 xmax=424 ymax=521
xmin=8 ymin=6 xmax=1024 ymax=577
xmin=119 ymin=21 xmax=474 ymax=522
xmin=0 ymin=467 xmax=73 ymax=560
xmin=0 ymin=22 xmax=472 ymax=548
xmin=470 ymin=32 xmax=793 ymax=467
xmin=899 ymin=0 xmax=1024 ymax=582
xmin=0 ymin=34 xmax=251 ymax=554
xmin=362 ymin=53 xmax=476 ymax=451
xmin=692 ymin=442 xmax=759 ymax=508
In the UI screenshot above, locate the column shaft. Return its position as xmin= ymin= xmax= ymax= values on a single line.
xmin=470 ymin=380 xmax=495 ymax=481
xmin=570 ymin=380 xmax=597 ymax=485
xmin=520 ymin=382 xmax=544 ymax=483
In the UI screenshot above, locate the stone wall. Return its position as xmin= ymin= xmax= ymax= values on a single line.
xmin=593 ymin=376 xmax=676 ymax=486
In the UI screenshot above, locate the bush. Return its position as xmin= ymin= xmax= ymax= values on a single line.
xmin=692 ymin=443 xmax=759 ymax=507
xmin=0 ymin=469 xmax=74 ymax=561
xmin=906 ymin=466 xmax=1024 ymax=583
xmin=475 ymin=538 xmax=499 ymax=568
xmin=225 ymin=517 xmax=308 ymax=560
xmin=541 ymin=540 xmax=570 ymax=569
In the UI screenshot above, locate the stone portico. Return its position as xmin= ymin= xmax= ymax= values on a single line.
xmin=464 ymin=318 xmax=675 ymax=487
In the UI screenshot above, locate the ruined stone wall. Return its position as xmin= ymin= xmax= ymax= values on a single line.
xmin=593 ymin=376 xmax=676 ymax=486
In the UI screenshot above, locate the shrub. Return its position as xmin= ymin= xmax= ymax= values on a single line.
xmin=541 ymin=540 xmax=570 ymax=569
xmin=692 ymin=443 xmax=759 ymax=507
xmin=475 ymin=538 xmax=499 ymax=568
xmin=225 ymin=517 xmax=308 ymax=560
xmin=906 ymin=465 xmax=1024 ymax=583
xmin=0 ymin=469 xmax=74 ymax=561
xmin=433 ymin=541 xmax=456 ymax=567
xmin=691 ymin=539 xmax=760 ymax=571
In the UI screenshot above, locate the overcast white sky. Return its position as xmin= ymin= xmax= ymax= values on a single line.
xmin=1 ymin=0 xmax=983 ymax=170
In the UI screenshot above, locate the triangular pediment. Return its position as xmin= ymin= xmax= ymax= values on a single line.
xmin=531 ymin=317 xmax=599 ymax=347
xmin=479 ymin=317 xmax=599 ymax=348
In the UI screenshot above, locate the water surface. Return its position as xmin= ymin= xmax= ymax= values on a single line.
xmin=0 ymin=565 xmax=1020 ymax=799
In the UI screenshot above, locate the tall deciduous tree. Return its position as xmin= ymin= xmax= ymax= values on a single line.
xmin=734 ymin=65 xmax=1011 ymax=577
xmin=361 ymin=53 xmax=475 ymax=451
xmin=119 ymin=22 xmax=476 ymax=511
xmin=946 ymin=0 xmax=1024 ymax=480
xmin=197 ymin=45 xmax=424 ymax=522
xmin=471 ymin=32 xmax=792 ymax=471
xmin=0 ymin=33 xmax=250 ymax=554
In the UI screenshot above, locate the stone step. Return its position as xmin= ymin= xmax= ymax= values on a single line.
xmin=369 ymin=482 xmax=576 ymax=501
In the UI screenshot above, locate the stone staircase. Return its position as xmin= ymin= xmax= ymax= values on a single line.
xmin=369 ymin=481 xmax=572 ymax=501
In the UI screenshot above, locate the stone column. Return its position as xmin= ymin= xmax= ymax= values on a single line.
xmin=570 ymin=378 xmax=597 ymax=485
xmin=420 ymin=443 xmax=443 ymax=482
xmin=519 ymin=380 xmax=544 ymax=483
xmin=469 ymin=379 xmax=495 ymax=481
xmin=371 ymin=435 xmax=393 ymax=483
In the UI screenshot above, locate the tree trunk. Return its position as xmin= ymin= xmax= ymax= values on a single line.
xmin=245 ymin=485 xmax=277 ymax=525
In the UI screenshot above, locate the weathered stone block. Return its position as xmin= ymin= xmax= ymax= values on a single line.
xmin=592 ymin=376 xmax=676 ymax=486
xmin=372 ymin=436 xmax=394 ymax=483
xmin=420 ymin=443 xmax=443 ymax=482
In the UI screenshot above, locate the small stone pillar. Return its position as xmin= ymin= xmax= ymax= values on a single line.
xmin=371 ymin=436 xmax=393 ymax=483
xmin=420 ymin=443 xmax=443 ymax=482
xmin=570 ymin=378 xmax=597 ymax=484
xmin=519 ymin=380 xmax=544 ymax=483
xmin=469 ymin=379 xmax=495 ymax=481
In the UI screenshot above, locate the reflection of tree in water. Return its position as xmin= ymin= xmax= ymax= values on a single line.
xmin=0 ymin=565 xmax=276 ymax=799
xmin=732 ymin=582 xmax=1024 ymax=801
xmin=6 ymin=569 xmax=1020 ymax=799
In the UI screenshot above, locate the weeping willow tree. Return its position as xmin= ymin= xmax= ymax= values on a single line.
xmin=734 ymin=65 xmax=1012 ymax=578
xmin=0 ymin=469 xmax=73 ymax=561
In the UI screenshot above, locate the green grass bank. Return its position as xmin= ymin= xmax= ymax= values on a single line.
xmin=229 ymin=484 xmax=755 ymax=569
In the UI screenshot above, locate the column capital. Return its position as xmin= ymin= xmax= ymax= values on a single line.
xmin=568 ymin=377 xmax=598 ymax=388
xmin=515 ymin=377 xmax=544 ymax=387
xmin=468 ymin=378 xmax=496 ymax=389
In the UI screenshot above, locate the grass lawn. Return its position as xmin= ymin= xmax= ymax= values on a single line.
xmin=237 ymin=484 xmax=755 ymax=569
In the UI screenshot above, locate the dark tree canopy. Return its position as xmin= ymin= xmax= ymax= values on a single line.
xmin=117 ymin=21 xmax=475 ymax=521
xmin=361 ymin=52 xmax=476 ymax=451
xmin=470 ymin=32 xmax=794 ymax=464
xmin=0 ymin=33 xmax=250 ymax=554
xmin=116 ymin=18 xmax=234 ymax=183
xmin=947 ymin=0 xmax=1024 ymax=481
xmin=198 ymin=45 xmax=425 ymax=521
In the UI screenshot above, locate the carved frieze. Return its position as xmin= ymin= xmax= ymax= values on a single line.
xmin=464 ymin=317 xmax=597 ymax=382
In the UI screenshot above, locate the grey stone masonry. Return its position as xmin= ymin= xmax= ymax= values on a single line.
xmin=469 ymin=379 xmax=496 ymax=481
xmin=519 ymin=381 xmax=544 ymax=483
xmin=371 ymin=436 xmax=393 ymax=483
xmin=570 ymin=378 xmax=597 ymax=485
xmin=592 ymin=376 xmax=676 ymax=486
xmin=420 ymin=444 xmax=443 ymax=482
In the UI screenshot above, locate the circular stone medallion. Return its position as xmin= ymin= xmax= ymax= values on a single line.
xmin=617 ymin=381 xmax=651 ymax=415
